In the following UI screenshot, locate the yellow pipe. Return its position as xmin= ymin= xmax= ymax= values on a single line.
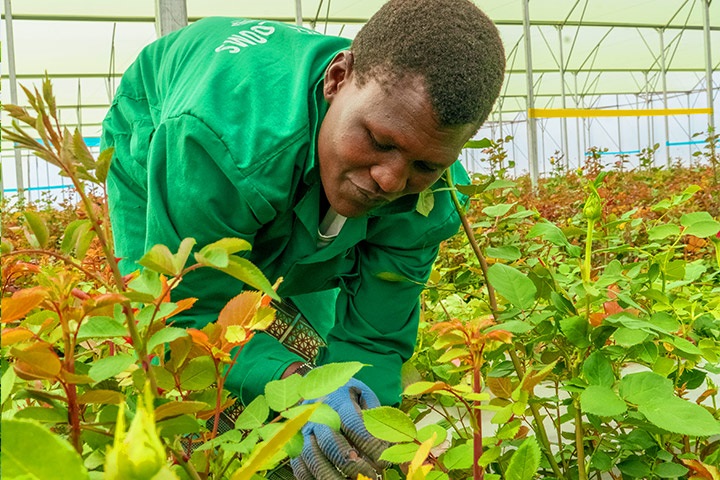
xmin=528 ymin=107 xmax=713 ymax=118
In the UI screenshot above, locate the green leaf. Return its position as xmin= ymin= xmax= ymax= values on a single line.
xmin=639 ymin=396 xmax=720 ymax=436
xmin=215 ymin=256 xmax=280 ymax=301
xmin=179 ymin=356 xmax=216 ymax=391
xmin=204 ymin=237 xmax=252 ymax=255
xmin=1 ymin=419 xmax=89 ymax=480
xmin=416 ymin=189 xmax=435 ymax=217
xmin=527 ymin=221 xmax=565 ymax=245
xmin=417 ymin=424 xmax=447 ymax=446
xmin=128 ymin=268 xmax=162 ymax=299
xmin=684 ymin=220 xmax=720 ymax=238
xmin=464 ymin=138 xmax=492 ymax=149
xmin=440 ymin=443 xmax=473 ymax=470
xmin=173 ymin=237 xmax=197 ymax=272
xmin=95 ymin=147 xmax=113 ymax=183
xmin=146 ymin=327 xmax=189 ymax=353
xmin=380 ymin=443 xmax=420 ymax=464
xmin=648 ymin=224 xmax=681 ymax=241
xmin=505 ymin=437 xmax=541 ymax=480
xmin=363 ymin=406 xmax=417 ymax=443
xmin=485 ymin=246 xmax=522 ymax=261
xmin=88 ymin=354 xmax=135 ymax=383
xmin=583 ymin=351 xmax=615 ymax=387
xmin=613 ymin=327 xmax=649 ymax=346
xmin=580 ymin=385 xmax=627 ymax=417
xmin=487 ymin=320 xmax=533 ymax=334
xmin=235 ymin=395 xmax=270 ymax=430
xmin=195 ymin=238 xmax=253 ymax=269
xmin=14 ymin=406 xmax=68 ymax=423
xmin=1 ymin=367 xmax=17 ymax=407
xmin=487 ymin=263 xmax=536 ymax=310
xmin=618 ymin=456 xmax=651 ymax=478
xmin=680 ymin=211 xmax=714 ymax=226
xmin=157 ymin=414 xmax=201 ymax=438
xmin=138 ymin=244 xmax=178 ymax=276
xmin=76 ymin=316 xmax=127 ymax=340
xmin=74 ymin=223 xmax=96 ymax=261
xmin=265 ymin=374 xmax=303 ymax=412
xmin=231 ymin=404 xmax=318 ymax=479
xmin=482 ymin=202 xmax=516 ymax=218
xmin=669 ymin=336 xmax=703 ymax=356
xmin=654 ymin=462 xmax=689 ymax=478
xmin=559 ymin=316 xmax=590 ymax=348
xmin=282 ymin=403 xmax=340 ymax=431
xmin=23 ymin=211 xmax=50 ymax=248
xmin=299 ymin=362 xmax=364 ymax=400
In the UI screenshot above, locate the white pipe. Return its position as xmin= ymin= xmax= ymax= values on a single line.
xmin=557 ymin=26 xmax=570 ymax=169
xmin=702 ymin=0 xmax=715 ymax=132
xmin=522 ymin=0 xmax=539 ymax=189
xmin=659 ymin=29 xmax=671 ymax=166
xmin=295 ymin=0 xmax=303 ymax=26
xmin=3 ymin=0 xmax=25 ymax=198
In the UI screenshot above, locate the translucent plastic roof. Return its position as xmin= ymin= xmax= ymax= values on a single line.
xmin=2 ymin=0 xmax=718 ymax=134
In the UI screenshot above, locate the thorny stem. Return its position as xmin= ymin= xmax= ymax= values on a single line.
xmin=473 ymin=345 xmax=485 ymax=480
xmin=169 ymin=445 xmax=203 ymax=480
xmin=446 ymin=171 xmax=566 ymax=480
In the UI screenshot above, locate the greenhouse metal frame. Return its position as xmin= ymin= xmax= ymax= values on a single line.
xmin=1 ymin=0 xmax=718 ymax=196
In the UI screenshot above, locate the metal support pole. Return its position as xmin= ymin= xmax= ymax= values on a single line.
xmin=702 ymin=0 xmax=715 ymax=133
xmin=295 ymin=0 xmax=303 ymax=26
xmin=155 ymin=0 xmax=187 ymax=37
xmin=659 ymin=29 xmax=671 ymax=166
xmin=522 ymin=0 xmax=539 ymax=189
xmin=687 ymin=92 xmax=693 ymax=161
xmin=616 ymin=94 xmax=623 ymax=155
xmin=575 ymin=72 xmax=582 ymax=167
xmin=644 ymin=72 xmax=653 ymax=158
xmin=556 ymin=26 xmax=570 ymax=169
xmin=4 ymin=0 xmax=25 ymax=198
xmin=636 ymin=93 xmax=642 ymax=164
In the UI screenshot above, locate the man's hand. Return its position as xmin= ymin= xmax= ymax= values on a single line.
xmin=290 ymin=378 xmax=391 ymax=479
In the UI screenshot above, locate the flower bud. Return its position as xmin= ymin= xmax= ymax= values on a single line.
xmin=583 ymin=185 xmax=602 ymax=222
xmin=105 ymin=383 xmax=173 ymax=480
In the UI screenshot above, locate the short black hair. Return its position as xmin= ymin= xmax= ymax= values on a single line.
xmin=352 ymin=0 xmax=505 ymax=128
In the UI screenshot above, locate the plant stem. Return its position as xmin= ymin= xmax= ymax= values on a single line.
xmin=583 ymin=219 xmax=595 ymax=284
xmin=446 ymin=171 xmax=565 ymax=480
xmin=574 ymin=398 xmax=588 ymax=480
xmin=446 ymin=171 xmax=497 ymax=313
xmin=3 ymin=249 xmax=112 ymax=289
xmin=169 ymin=446 xmax=203 ymax=480
xmin=473 ymin=357 xmax=484 ymax=480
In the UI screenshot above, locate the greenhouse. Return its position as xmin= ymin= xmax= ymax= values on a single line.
xmin=1 ymin=1 xmax=719 ymax=479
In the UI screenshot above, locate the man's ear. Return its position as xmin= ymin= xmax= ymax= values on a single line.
xmin=323 ymin=50 xmax=354 ymax=103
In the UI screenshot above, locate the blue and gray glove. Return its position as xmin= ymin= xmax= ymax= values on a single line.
xmin=290 ymin=378 xmax=391 ymax=479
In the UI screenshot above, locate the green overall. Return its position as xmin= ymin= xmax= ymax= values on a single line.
xmin=101 ymin=17 xmax=469 ymax=406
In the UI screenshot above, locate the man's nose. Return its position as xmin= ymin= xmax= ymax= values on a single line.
xmin=370 ymin=157 xmax=408 ymax=194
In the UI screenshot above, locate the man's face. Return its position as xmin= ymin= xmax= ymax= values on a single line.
xmin=317 ymin=52 xmax=475 ymax=218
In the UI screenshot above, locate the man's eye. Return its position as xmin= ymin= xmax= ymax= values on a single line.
xmin=369 ymin=132 xmax=394 ymax=152
xmin=415 ymin=162 xmax=438 ymax=173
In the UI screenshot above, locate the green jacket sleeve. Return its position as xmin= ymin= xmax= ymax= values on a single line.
xmin=105 ymin=110 xmax=304 ymax=404
xmin=319 ymin=242 xmax=438 ymax=406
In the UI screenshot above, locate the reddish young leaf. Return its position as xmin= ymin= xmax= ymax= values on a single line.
xmin=1 ymin=327 xmax=35 ymax=346
xmin=2 ymin=287 xmax=47 ymax=323
xmin=11 ymin=343 xmax=62 ymax=380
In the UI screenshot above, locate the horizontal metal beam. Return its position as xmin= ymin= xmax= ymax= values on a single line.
xmin=1 ymin=67 xmax=713 ymax=82
xmin=1 ymin=73 xmax=123 ymax=79
xmin=2 ymin=13 xmax=719 ymax=31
